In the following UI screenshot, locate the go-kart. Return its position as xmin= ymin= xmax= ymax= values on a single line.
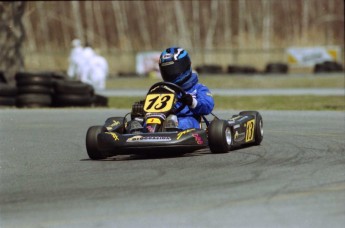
xmin=86 ymin=82 xmax=263 ymax=160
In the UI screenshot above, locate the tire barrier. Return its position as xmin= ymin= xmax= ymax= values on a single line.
xmin=52 ymin=76 xmax=108 ymax=107
xmin=0 ymin=71 xmax=108 ymax=108
xmin=52 ymin=80 xmax=94 ymax=107
xmin=265 ymin=63 xmax=289 ymax=74
xmin=0 ymin=71 xmax=7 ymax=83
xmin=16 ymin=94 xmax=52 ymax=108
xmin=15 ymin=72 xmax=53 ymax=108
xmin=227 ymin=65 xmax=258 ymax=74
xmin=195 ymin=64 xmax=223 ymax=74
xmin=0 ymin=83 xmax=17 ymax=107
xmin=313 ymin=61 xmax=344 ymax=73
xmin=93 ymin=94 xmax=109 ymax=107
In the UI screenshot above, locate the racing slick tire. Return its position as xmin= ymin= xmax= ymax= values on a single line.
xmin=53 ymin=94 xmax=93 ymax=107
xmin=15 ymin=72 xmax=53 ymax=87
xmin=86 ymin=126 xmax=111 ymax=160
xmin=16 ymin=94 xmax=52 ymax=108
xmin=17 ymin=85 xmax=52 ymax=95
xmin=239 ymin=111 xmax=263 ymax=145
xmin=54 ymin=80 xmax=94 ymax=95
xmin=0 ymin=97 xmax=16 ymax=106
xmin=264 ymin=63 xmax=288 ymax=74
xmin=0 ymin=83 xmax=17 ymax=96
xmin=208 ymin=119 xmax=232 ymax=153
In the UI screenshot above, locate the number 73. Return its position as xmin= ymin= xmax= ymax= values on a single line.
xmin=144 ymin=94 xmax=175 ymax=112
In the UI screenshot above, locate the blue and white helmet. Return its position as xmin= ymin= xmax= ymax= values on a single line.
xmin=159 ymin=47 xmax=192 ymax=86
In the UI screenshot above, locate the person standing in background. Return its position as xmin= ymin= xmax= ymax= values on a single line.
xmin=89 ymin=52 xmax=108 ymax=90
xmin=67 ymin=40 xmax=108 ymax=90
xmin=80 ymin=44 xmax=108 ymax=91
xmin=67 ymin=39 xmax=84 ymax=79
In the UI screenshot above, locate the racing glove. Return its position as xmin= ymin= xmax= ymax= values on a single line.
xmin=181 ymin=94 xmax=193 ymax=106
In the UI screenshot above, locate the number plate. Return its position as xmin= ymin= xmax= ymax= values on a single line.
xmin=245 ymin=119 xmax=255 ymax=142
xmin=143 ymin=93 xmax=175 ymax=113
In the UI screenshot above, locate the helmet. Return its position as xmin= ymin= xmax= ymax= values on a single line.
xmin=83 ymin=47 xmax=95 ymax=59
xmin=72 ymin=39 xmax=81 ymax=47
xmin=159 ymin=47 xmax=192 ymax=85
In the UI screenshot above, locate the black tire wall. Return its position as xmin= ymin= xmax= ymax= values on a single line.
xmin=15 ymin=72 xmax=53 ymax=108
xmin=52 ymin=80 xmax=94 ymax=107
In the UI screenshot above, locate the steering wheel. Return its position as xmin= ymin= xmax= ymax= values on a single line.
xmin=147 ymin=81 xmax=187 ymax=114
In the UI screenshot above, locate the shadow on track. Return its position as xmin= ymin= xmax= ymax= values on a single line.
xmin=80 ymin=148 xmax=212 ymax=162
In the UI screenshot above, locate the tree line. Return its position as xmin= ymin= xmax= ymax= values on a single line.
xmin=23 ymin=0 xmax=344 ymax=52
xmin=0 ymin=0 xmax=344 ymax=80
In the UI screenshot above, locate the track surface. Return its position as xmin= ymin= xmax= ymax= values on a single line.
xmin=0 ymin=109 xmax=344 ymax=227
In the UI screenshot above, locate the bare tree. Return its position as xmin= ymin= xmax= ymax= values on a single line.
xmin=111 ymin=1 xmax=132 ymax=51
xmin=162 ymin=1 xmax=176 ymax=47
xmin=3 ymin=0 xmax=343 ymax=73
xmin=136 ymin=1 xmax=151 ymax=50
xmin=262 ymin=0 xmax=271 ymax=49
xmin=37 ymin=1 xmax=49 ymax=50
xmin=192 ymin=1 xmax=200 ymax=49
xmin=85 ymin=1 xmax=95 ymax=46
xmin=238 ymin=0 xmax=245 ymax=48
xmin=0 ymin=1 xmax=26 ymax=84
xmin=174 ymin=0 xmax=192 ymax=48
xmin=246 ymin=1 xmax=258 ymax=47
xmin=222 ymin=0 xmax=232 ymax=49
xmin=93 ymin=2 xmax=106 ymax=49
xmin=22 ymin=4 xmax=36 ymax=51
xmin=20 ymin=0 xmax=345 ymax=52
xmin=302 ymin=0 xmax=310 ymax=43
xmin=326 ymin=0 xmax=335 ymax=44
xmin=205 ymin=0 xmax=219 ymax=50
xmin=71 ymin=1 xmax=83 ymax=41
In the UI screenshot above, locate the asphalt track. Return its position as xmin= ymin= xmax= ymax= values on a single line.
xmin=0 ymin=109 xmax=344 ymax=228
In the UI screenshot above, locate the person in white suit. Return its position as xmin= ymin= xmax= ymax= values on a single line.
xmin=80 ymin=45 xmax=108 ymax=91
xmin=67 ymin=39 xmax=84 ymax=79
xmin=89 ymin=54 xmax=108 ymax=90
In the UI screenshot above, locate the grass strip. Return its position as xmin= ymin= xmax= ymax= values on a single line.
xmin=106 ymin=74 xmax=344 ymax=89
xmin=108 ymin=95 xmax=345 ymax=111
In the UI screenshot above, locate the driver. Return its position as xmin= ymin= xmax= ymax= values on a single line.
xmin=158 ymin=46 xmax=214 ymax=130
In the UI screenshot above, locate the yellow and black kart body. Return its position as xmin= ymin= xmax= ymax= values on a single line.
xmin=86 ymin=82 xmax=263 ymax=160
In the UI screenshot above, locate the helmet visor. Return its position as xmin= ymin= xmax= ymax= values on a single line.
xmin=159 ymin=58 xmax=191 ymax=82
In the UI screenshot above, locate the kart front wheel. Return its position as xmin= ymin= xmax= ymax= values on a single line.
xmin=208 ymin=119 xmax=232 ymax=153
xmin=86 ymin=126 xmax=110 ymax=160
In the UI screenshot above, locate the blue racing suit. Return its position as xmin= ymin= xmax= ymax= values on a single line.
xmin=175 ymin=72 xmax=214 ymax=130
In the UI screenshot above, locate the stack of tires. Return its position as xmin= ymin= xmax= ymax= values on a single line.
xmin=195 ymin=64 xmax=223 ymax=74
xmin=227 ymin=65 xmax=257 ymax=74
xmin=313 ymin=61 xmax=343 ymax=73
xmin=15 ymin=72 xmax=53 ymax=108
xmin=2 ymin=70 xmax=108 ymax=108
xmin=264 ymin=62 xmax=289 ymax=74
xmin=0 ymin=71 xmax=17 ymax=107
xmin=52 ymin=80 xmax=94 ymax=107
xmin=92 ymin=94 xmax=108 ymax=107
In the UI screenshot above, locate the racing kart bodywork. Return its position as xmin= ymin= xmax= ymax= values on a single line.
xmin=86 ymin=82 xmax=263 ymax=160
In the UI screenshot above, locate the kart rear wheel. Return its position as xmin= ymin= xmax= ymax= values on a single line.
xmin=86 ymin=126 xmax=111 ymax=160
xmin=239 ymin=111 xmax=263 ymax=145
xmin=208 ymin=119 xmax=232 ymax=153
